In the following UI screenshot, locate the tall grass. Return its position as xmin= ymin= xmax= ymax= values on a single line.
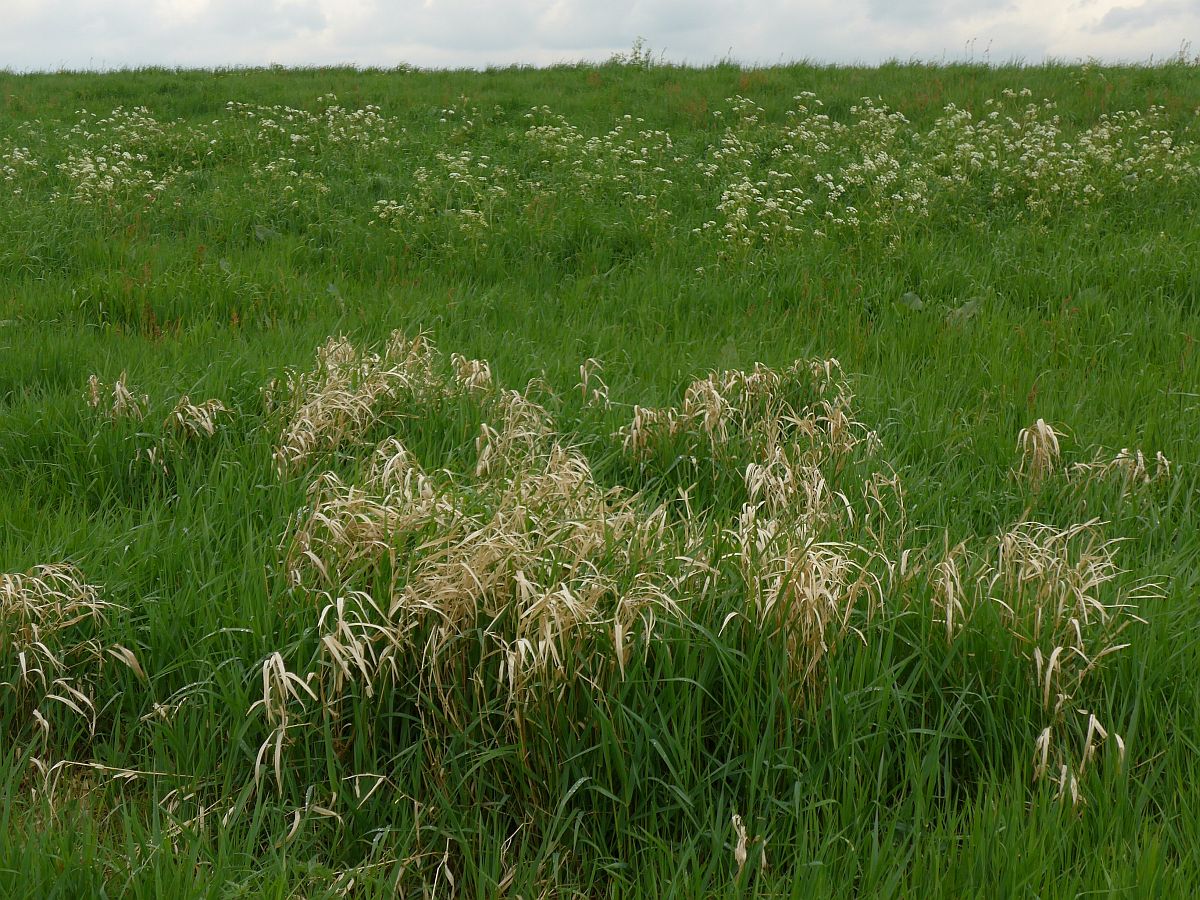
xmin=1 ymin=58 xmax=1198 ymax=896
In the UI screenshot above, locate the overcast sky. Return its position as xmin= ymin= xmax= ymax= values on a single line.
xmin=3 ymin=0 xmax=1198 ymax=71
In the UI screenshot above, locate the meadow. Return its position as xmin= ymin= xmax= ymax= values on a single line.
xmin=1 ymin=56 xmax=1198 ymax=896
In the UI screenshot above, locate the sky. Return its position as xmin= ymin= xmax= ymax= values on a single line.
xmin=2 ymin=0 xmax=1199 ymax=71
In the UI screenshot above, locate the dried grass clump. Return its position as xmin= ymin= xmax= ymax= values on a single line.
xmin=576 ymin=358 xmax=610 ymax=408
xmin=619 ymin=357 xmax=896 ymax=695
xmin=739 ymin=532 xmax=884 ymax=686
xmin=282 ymin=427 xmax=680 ymax=725
xmin=250 ymin=651 xmax=318 ymax=788
xmin=260 ymin=333 xmax=1155 ymax=815
xmin=932 ymin=541 xmax=969 ymax=641
xmin=719 ymin=367 xmax=894 ymax=691
xmin=1070 ymin=447 xmax=1171 ymax=493
xmin=1016 ymin=418 xmax=1063 ymax=488
xmin=988 ymin=520 xmax=1144 ymax=713
xmin=935 ymin=519 xmax=1152 ymax=806
xmin=731 ymin=812 xmax=767 ymax=875
xmin=164 ymin=395 xmax=229 ymax=439
xmin=271 ymin=332 xmax=454 ymax=473
xmin=1018 ymin=419 xmax=1173 ymax=501
xmin=284 ymin=459 xmax=453 ymax=589
xmin=85 ymin=372 xmax=148 ymax=421
xmin=621 ymin=358 xmax=894 ymax=693
xmin=262 ymin=335 xmax=693 ymax=787
xmin=473 ymin=389 xmax=556 ymax=478
xmin=618 ymin=358 xmax=878 ymax=465
xmin=449 ymin=353 xmax=493 ymax=394
xmin=734 ymin=449 xmax=887 ymax=688
xmin=1 ymin=564 xmax=141 ymax=744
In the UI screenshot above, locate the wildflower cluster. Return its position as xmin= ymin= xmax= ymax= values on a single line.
xmin=523 ymin=108 xmax=679 ymax=231
xmin=2 ymin=144 xmax=41 ymax=196
xmin=371 ymin=150 xmax=514 ymax=245
xmin=2 ymin=85 xmax=1194 ymax=266
xmin=52 ymin=106 xmax=184 ymax=207
xmin=373 ymin=86 xmax=1197 ymax=260
xmin=224 ymin=95 xmax=393 ymax=154
xmin=224 ymin=96 xmax=396 ymax=208
xmin=923 ymin=92 xmax=1198 ymax=217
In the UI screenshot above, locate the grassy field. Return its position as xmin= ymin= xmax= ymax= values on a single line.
xmin=1 ymin=58 xmax=1198 ymax=896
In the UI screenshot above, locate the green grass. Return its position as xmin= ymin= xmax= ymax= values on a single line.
xmin=1 ymin=59 xmax=1198 ymax=897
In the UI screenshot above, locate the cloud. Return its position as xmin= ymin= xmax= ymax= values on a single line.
xmin=862 ymin=0 xmax=1018 ymax=26
xmin=1095 ymin=0 xmax=1188 ymax=31
xmin=0 ymin=0 xmax=1197 ymax=71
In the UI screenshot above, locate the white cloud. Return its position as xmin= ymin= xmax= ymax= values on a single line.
xmin=0 ymin=0 xmax=1196 ymax=71
xmin=1095 ymin=0 xmax=1192 ymax=32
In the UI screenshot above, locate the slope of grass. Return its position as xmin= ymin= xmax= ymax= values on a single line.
xmin=1 ymin=59 xmax=1198 ymax=897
